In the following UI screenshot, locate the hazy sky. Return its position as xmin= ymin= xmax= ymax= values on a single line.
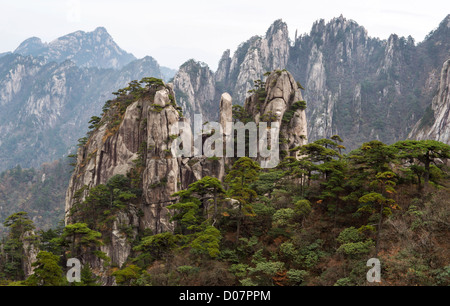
xmin=1 ymin=0 xmax=449 ymax=70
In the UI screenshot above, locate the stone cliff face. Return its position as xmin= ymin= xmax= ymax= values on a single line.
xmin=65 ymin=82 xmax=188 ymax=283
xmin=65 ymin=70 xmax=307 ymax=283
xmin=409 ymin=59 xmax=450 ymax=144
xmin=175 ymin=15 xmax=450 ymax=151
xmin=172 ymin=59 xmax=217 ymax=120
xmin=244 ymin=70 xmax=308 ymax=155
xmin=65 ymin=82 xmax=221 ymax=283
xmin=173 ymin=19 xmax=291 ymax=122
xmin=216 ymin=19 xmax=290 ymax=107
xmin=287 ymin=15 xmax=439 ymax=149
xmin=0 ymin=27 xmax=178 ymax=172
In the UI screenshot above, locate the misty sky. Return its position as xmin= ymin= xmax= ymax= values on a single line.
xmin=0 ymin=0 xmax=449 ymax=71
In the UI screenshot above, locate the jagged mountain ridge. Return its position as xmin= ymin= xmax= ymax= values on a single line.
xmin=174 ymin=15 xmax=450 ymax=150
xmin=13 ymin=27 xmax=136 ymax=70
xmin=0 ymin=28 xmax=179 ymax=172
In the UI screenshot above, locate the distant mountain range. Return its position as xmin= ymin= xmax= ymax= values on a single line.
xmin=13 ymin=27 xmax=136 ymax=69
xmin=0 ymin=15 xmax=449 ymax=173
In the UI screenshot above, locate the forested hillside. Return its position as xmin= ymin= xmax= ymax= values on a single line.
xmin=1 ymin=76 xmax=448 ymax=286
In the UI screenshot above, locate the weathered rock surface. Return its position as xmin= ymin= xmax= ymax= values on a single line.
xmin=21 ymin=230 xmax=40 ymax=278
xmin=409 ymin=59 xmax=450 ymax=144
xmin=216 ymin=19 xmax=290 ymax=106
xmin=175 ymin=15 xmax=450 ymax=151
xmin=244 ymin=70 xmax=308 ymax=156
xmin=172 ymin=59 xmax=217 ymax=120
xmin=0 ymin=53 xmax=165 ymax=172
xmin=65 ymin=81 xmax=229 ymax=283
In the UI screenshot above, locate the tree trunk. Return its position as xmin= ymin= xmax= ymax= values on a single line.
xmin=375 ymin=204 xmax=383 ymax=258
xmin=424 ymin=160 xmax=430 ymax=185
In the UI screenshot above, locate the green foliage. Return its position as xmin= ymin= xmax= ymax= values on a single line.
xmin=251 ymin=169 xmax=284 ymax=196
xmin=88 ymin=116 xmax=102 ymax=130
xmin=3 ymin=211 xmax=35 ymax=238
xmin=2 ymin=131 xmax=450 ymax=286
xmin=189 ymin=225 xmax=222 ymax=258
xmin=229 ymin=263 xmax=249 ymax=278
xmin=393 ymin=139 xmax=450 ymax=185
xmin=69 ymin=175 xmax=139 ymax=233
xmin=336 ymin=227 xmax=363 ymax=245
xmin=247 ymin=260 xmax=285 ymax=286
xmin=225 ymin=157 xmax=260 ymax=209
xmin=272 ymin=208 xmax=295 ymax=227
xmin=169 ymin=176 xmax=225 ymax=233
xmin=287 ymin=269 xmax=308 ymax=285
xmin=225 ymin=157 xmax=261 ymax=240
xmin=60 ymin=223 xmax=103 ymax=259
xmin=282 ymin=100 xmax=307 ymax=123
xmin=337 ymin=240 xmax=375 ymax=258
xmin=79 ymin=264 xmax=100 ymax=286
xmin=232 ymin=105 xmax=252 ymax=124
xmin=139 ymin=77 xmax=165 ymax=87
xmin=133 ymin=232 xmax=181 ymax=260
xmin=24 ymin=251 xmax=65 ymax=286
xmin=293 ymin=199 xmax=312 ymax=219
xmin=112 ymin=264 xmax=141 ymax=286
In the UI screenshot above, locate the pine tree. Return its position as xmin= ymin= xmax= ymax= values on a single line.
xmin=225 ymin=157 xmax=261 ymax=241
xmin=393 ymin=140 xmax=450 ymax=187
xmin=24 ymin=251 xmax=65 ymax=286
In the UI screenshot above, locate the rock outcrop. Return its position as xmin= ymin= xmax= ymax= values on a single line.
xmin=65 ymin=68 xmax=308 ymax=283
xmin=244 ymin=70 xmax=308 ymax=157
xmin=21 ymin=230 xmax=40 ymax=278
xmin=174 ymin=15 xmax=450 ymax=151
xmin=409 ymin=59 xmax=450 ymax=144
xmin=65 ymin=80 xmax=227 ymax=283
xmin=215 ymin=19 xmax=290 ymax=106
xmin=0 ymin=53 xmax=164 ymax=172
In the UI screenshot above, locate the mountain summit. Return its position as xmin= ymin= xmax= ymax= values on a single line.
xmin=13 ymin=27 xmax=136 ymax=69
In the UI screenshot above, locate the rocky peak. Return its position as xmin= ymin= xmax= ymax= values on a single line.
xmin=409 ymin=59 xmax=450 ymax=144
xmin=65 ymin=77 xmax=227 ymax=282
xmin=211 ymin=20 xmax=291 ymax=106
xmin=13 ymin=27 xmax=136 ymax=69
xmin=65 ymin=68 xmax=307 ymax=283
xmin=172 ymin=59 xmax=217 ymax=119
xmin=265 ymin=19 xmax=290 ymax=70
xmin=215 ymin=49 xmax=232 ymax=85
xmin=244 ymin=70 xmax=308 ymax=159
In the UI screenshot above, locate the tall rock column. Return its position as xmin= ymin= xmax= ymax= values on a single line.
xmin=244 ymin=69 xmax=308 ymax=164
